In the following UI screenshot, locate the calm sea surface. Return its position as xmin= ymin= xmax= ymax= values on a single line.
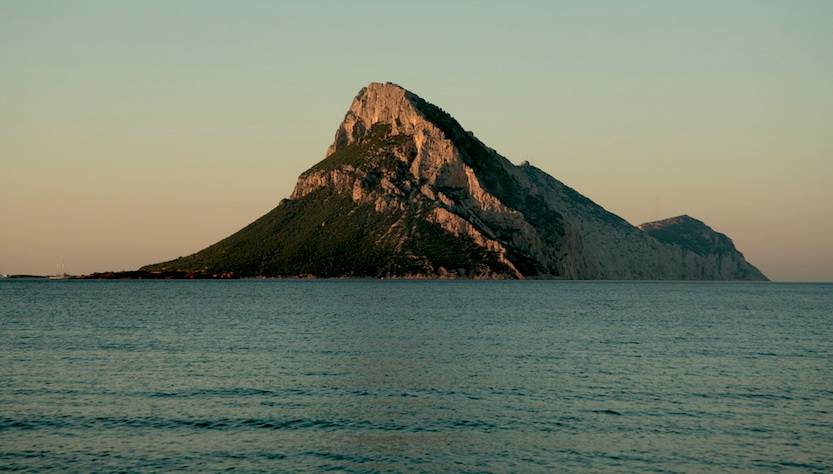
xmin=1 ymin=280 xmax=831 ymax=472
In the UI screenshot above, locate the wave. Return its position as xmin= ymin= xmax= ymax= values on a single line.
xmin=0 ymin=415 xmax=520 ymax=433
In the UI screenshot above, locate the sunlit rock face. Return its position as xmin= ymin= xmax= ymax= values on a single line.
xmin=143 ymin=82 xmax=767 ymax=280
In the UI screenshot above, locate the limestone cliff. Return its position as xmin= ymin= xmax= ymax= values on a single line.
xmin=142 ymin=82 xmax=767 ymax=280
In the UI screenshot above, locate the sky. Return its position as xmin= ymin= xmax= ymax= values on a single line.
xmin=2 ymin=1 xmax=832 ymax=281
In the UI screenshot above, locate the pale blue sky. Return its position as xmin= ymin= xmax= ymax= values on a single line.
xmin=2 ymin=1 xmax=832 ymax=280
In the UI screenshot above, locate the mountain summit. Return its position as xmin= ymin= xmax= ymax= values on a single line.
xmin=143 ymin=82 xmax=767 ymax=280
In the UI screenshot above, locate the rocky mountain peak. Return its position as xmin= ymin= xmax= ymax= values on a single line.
xmin=326 ymin=82 xmax=414 ymax=156
xmin=143 ymin=83 xmax=767 ymax=280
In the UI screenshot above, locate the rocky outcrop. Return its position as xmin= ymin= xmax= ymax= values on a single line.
xmin=639 ymin=215 xmax=767 ymax=280
xmin=142 ymin=82 xmax=767 ymax=280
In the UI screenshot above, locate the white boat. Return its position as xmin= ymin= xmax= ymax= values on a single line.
xmin=49 ymin=263 xmax=70 ymax=280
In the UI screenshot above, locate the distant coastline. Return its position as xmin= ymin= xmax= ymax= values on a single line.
xmin=1 ymin=271 xmax=238 ymax=280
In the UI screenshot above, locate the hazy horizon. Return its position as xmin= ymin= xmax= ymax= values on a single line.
xmin=2 ymin=1 xmax=832 ymax=281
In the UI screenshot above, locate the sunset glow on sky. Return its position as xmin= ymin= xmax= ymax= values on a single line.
xmin=2 ymin=1 xmax=832 ymax=280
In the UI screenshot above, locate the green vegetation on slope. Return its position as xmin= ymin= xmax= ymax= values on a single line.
xmin=143 ymin=189 xmax=396 ymax=277
xmin=304 ymin=123 xmax=412 ymax=175
xmin=142 ymin=189 xmax=512 ymax=278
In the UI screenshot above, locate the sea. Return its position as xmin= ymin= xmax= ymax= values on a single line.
xmin=1 ymin=279 xmax=831 ymax=472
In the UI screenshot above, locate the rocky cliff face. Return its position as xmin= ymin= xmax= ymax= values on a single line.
xmin=143 ymin=82 xmax=768 ymax=280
